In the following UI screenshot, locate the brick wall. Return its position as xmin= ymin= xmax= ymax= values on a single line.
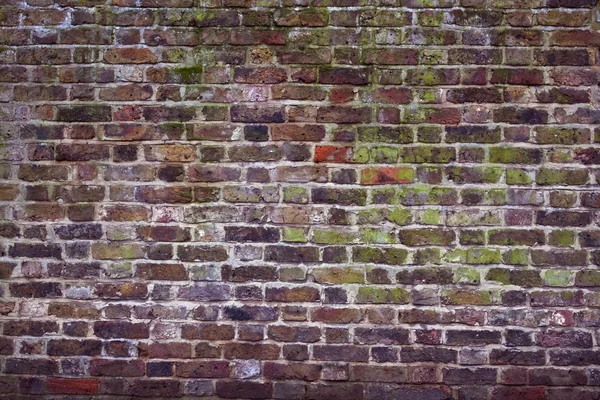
xmin=1 ymin=0 xmax=600 ymax=398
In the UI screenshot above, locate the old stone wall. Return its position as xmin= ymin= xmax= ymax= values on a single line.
xmin=1 ymin=0 xmax=600 ymax=398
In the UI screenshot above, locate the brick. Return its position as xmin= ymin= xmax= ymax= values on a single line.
xmin=272 ymin=125 xmax=326 ymax=141
xmin=9 ymin=244 xmax=61 ymax=259
xmin=126 ymin=380 xmax=183 ymax=397
xmin=317 ymin=106 xmax=372 ymax=124
xmin=443 ymin=367 xmax=497 ymax=385
xmin=355 ymin=327 xmax=410 ymax=345
xmin=313 ymin=345 xmax=369 ymax=362
xmin=47 ymin=339 xmax=102 ymax=356
xmin=446 ymin=330 xmax=502 ymax=346
xmin=135 ymin=263 xmax=187 ymax=280
xmin=182 ymin=324 xmax=234 ymax=340
xmin=265 ymin=241 xmax=321 ymax=260
xmin=366 ymin=385 xmax=451 ymax=400
xmin=361 ymin=167 xmax=415 ymax=185
xmin=234 ymin=67 xmax=287 ymax=84
xmin=57 ymin=105 xmax=112 ymax=122
xmin=5 ymin=358 xmax=58 ymax=375
xmin=536 ymin=211 xmax=591 ymax=227
xmin=104 ymin=48 xmax=157 ymax=64
xmin=99 ymin=84 xmax=153 ymax=101
xmin=93 ymin=321 xmax=149 ymax=339
xmin=530 ymin=368 xmax=587 ymax=386
xmin=175 ymin=361 xmax=230 ymax=378
xmin=490 ymin=68 xmax=544 ymax=85
xmin=231 ymin=105 xmax=285 ymax=123
xmin=490 ymin=349 xmax=546 ymax=366
xmin=493 ymin=107 xmax=548 ymax=124
xmin=3 ymin=321 xmax=58 ymax=336
xmin=265 ymin=362 xmax=321 ymax=381
xmin=536 ymin=330 xmax=593 ymax=348
xmin=90 ymin=359 xmax=145 ymax=377
xmin=216 ymin=381 xmax=273 ymax=399
xmin=47 ymin=378 xmax=98 ymax=395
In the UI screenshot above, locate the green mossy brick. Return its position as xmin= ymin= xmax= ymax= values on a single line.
xmin=418 ymin=10 xmax=445 ymax=27
xmin=535 ymin=127 xmax=591 ymax=145
xmin=370 ymin=146 xmax=399 ymax=163
xmin=506 ymin=168 xmax=532 ymax=185
xmin=419 ymin=209 xmax=442 ymax=225
xmin=502 ymin=249 xmax=529 ymax=265
xmin=283 ymin=227 xmax=308 ymax=243
xmin=488 ymin=230 xmax=544 ymax=246
xmin=419 ymin=49 xmax=445 ymax=65
xmin=387 ymin=207 xmax=412 ymax=225
xmin=444 ymin=249 xmax=467 ymax=263
xmin=311 ymin=267 xmax=364 ymax=284
xmin=312 ymin=229 xmax=359 ymax=244
xmin=418 ymin=89 xmax=442 ymax=104
xmin=442 ymin=289 xmax=497 ymax=306
xmin=489 ymin=147 xmax=542 ymax=164
xmin=551 ymin=149 xmax=573 ymax=163
xmin=398 ymin=185 xmax=458 ymax=206
xmin=449 ymin=166 xmax=503 ymax=184
xmin=459 ymin=230 xmax=486 ymax=245
xmin=549 ymin=230 xmax=575 ymax=247
xmin=356 ymin=209 xmax=386 ymax=225
xmin=486 ymin=268 xmax=511 ymax=285
xmin=163 ymin=48 xmax=188 ymax=63
xmin=353 ymin=247 xmax=408 ymax=265
xmin=171 ymin=65 xmax=203 ymax=84
xmin=356 ymin=287 xmax=409 ymax=304
xmin=361 ymin=228 xmax=397 ymax=244
xmin=544 ymin=270 xmax=574 ymax=287
xmin=467 ymin=248 xmax=501 ymax=264
xmin=106 ymin=262 xmax=133 ymax=279
xmin=413 ymin=248 xmax=442 ymax=265
xmin=575 ymin=270 xmax=600 ymax=287
xmin=417 ymin=126 xmax=443 ymax=143
xmin=536 ymin=168 xmax=589 ymax=186
xmin=357 ymin=126 xmax=413 ymax=144
xmin=488 ymin=266 xmax=542 ymax=286
xmin=454 ymin=267 xmax=480 ymax=285
xmin=401 ymin=146 xmax=455 ymax=163
xmin=447 ymin=210 xmax=502 ymax=226
xmin=283 ymin=187 xmax=309 ymax=204
xmin=409 ymin=68 xmax=448 ymax=86
xmin=361 ymin=166 xmax=415 ymax=185
xmin=354 ymin=147 xmax=370 ymax=163
xmin=482 ymin=167 xmax=504 ymax=183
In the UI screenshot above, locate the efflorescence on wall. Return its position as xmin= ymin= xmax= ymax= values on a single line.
xmin=1 ymin=0 xmax=600 ymax=398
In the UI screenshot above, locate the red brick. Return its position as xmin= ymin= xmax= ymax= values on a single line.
xmin=47 ymin=378 xmax=98 ymax=395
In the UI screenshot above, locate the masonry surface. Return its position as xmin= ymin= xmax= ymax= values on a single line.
xmin=1 ymin=0 xmax=600 ymax=398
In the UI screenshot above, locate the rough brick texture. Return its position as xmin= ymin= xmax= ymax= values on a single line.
xmin=1 ymin=0 xmax=600 ymax=398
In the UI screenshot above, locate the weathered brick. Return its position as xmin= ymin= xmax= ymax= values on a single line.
xmin=90 ymin=359 xmax=145 ymax=377
xmin=2 ymin=1 xmax=599 ymax=394
xmin=93 ymin=321 xmax=149 ymax=339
